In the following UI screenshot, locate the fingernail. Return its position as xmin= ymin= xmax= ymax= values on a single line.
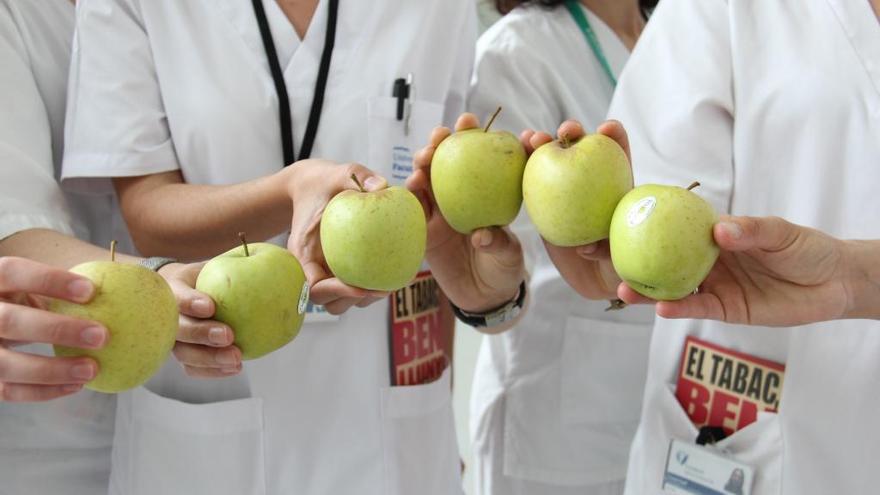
xmin=80 ymin=326 xmax=106 ymax=347
xmin=191 ymin=298 xmax=212 ymax=315
xmin=479 ymin=230 xmax=492 ymax=247
xmin=363 ymin=176 xmax=386 ymax=191
xmin=208 ymin=327 xmax=229 ymax=346
xmin=62 ymin=384 xmax=83 ymax=393
xmin=68 ymin=279 xmax=94 ymax=301
xmin=216 ymin=351 xmax=239 ymax=366
xmin=719 ymin=221 xmax=743 ymax=239
xmin=71 ymin=363 xmax=96 ymax=380
xmin=578 ymin=244 xmax=598 ymax=256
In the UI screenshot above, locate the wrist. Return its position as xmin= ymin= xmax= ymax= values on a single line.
xmin=454 ymin=283 xmax=521 ymax=314
xmin=843 ymin=240 xmax=880 ymax=320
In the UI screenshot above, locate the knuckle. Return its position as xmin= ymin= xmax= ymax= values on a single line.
xmin=0 ymin=257 xmax=19 ymax=282
xmin=0 ymin=303 xmax=13 ymax=332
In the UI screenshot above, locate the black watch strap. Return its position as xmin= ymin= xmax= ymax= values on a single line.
xmin=450 ymin=281 xmax=527 ymax=328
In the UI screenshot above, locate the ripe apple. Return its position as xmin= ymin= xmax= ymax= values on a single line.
xmin=51 ymin=242 xmax=178 ymax=393
xmin=609 ymin=182 xmax=720 ymax=301
xmin=196 ymin=237 xmax=309 ymax=360
xmin=430 ymin=108 xmax=527 ymax=233
xmin=523 ymin=133 xmax=633 ymax=246
xmin=320 ymin=177 xmax=426 ymax=292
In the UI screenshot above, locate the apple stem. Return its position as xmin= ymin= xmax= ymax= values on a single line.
xmin=238 ymin=232 xmax=250 ymax=257
xmin=687 ymin=181 xmax=701 ymax=191
xmin=350 ymin=173 xmax=366 ymax=193
xmin=110 ymin=240 xmax=117 ymax=262
xmin=484 ymin=107 xmax=502 ymax=133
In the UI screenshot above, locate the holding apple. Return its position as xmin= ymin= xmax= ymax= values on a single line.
xmin=610 ymin=182 xmax=720 ymax=301
xmin=196 ymin=235 xmax=309 ymax=360
xmin=320 ymin=175 xmax=426 ymax=292
xmin=50 ymin=242 xmax=179 ymax=393
xmin=430 ymin=107 xmax=527 ymax=234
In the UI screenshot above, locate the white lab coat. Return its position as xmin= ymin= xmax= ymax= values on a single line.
xmin=62 ymin=1 xmax=476 ymax=494
xmin=0 ymin=1 xmax=124 ymax=494
xmin=607 ymin=0 xmax=880 ymax=493
xmin=467 ymin=5 xmax=655 ymax=494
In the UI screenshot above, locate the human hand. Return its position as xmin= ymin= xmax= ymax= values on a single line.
xmin=527 ymin=120 xmax=633 ymax=301
xmin=285 ymin=160 xmax=391 ymax=314
xmin=0 ymin=257 xmax=106 ymax=401
xmin=408 ymin=113 xmax=525 ymax=318
xmin=159 ymin=262 xmax=243 ymax=377
xmin=617 ymin=215 xmax=861 ymax=326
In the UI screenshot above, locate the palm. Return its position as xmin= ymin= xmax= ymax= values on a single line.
xmin=692 ymin=239 xmax=846 ymax=326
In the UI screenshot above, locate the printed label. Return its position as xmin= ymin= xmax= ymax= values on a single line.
xmin=627 ymin=196 xmax=657 ymax=227
xmin=298 ymin=281 xmax=310 ymax=315
xmin=663 ymin=439 xmax=753 ymax=495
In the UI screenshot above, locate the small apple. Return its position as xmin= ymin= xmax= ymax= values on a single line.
xmin=523 ymin=133 xmax=632 ymax=246
xmin=609 ymin=182 xmax=720 ymax=301
xmin=196 ymin=235 xmax=309 ymax=360
xmin=320 ymin=176 xmax=426 ymax=292
xmin=51 ymin=241 xmax=179 ymax=393
xmin=430 ymin=107 xmax=527 ymax=233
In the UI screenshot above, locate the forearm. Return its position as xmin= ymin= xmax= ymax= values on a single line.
xmin=844 ymin=240 xmax=880 ymax=320
xmin=115 ymin=170 xmax=292 ymax=260
xmin=0 ymin=229 xmax=140 ymax=268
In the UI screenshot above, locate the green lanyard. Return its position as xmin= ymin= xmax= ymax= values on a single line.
xmin=564 ymin=0 xmax=617 ymax=87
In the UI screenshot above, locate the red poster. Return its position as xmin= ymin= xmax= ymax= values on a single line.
xmin=675 ymin=336 xmax=786 ymax=436
xmin=388 ymin=271 xmax=449 ymax=386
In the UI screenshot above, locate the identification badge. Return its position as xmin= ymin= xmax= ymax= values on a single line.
xmin=388 ymin=270 xmax=449 ymax=385
xmin=663 ymin=439 xmax=753 ymax=495
xmin=367 ymin=96 xmax=443 ymax=187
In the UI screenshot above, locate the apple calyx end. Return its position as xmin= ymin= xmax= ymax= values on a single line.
xmin=686 ymin=181 xmax=701 ymax=191
xmin=350 ymin=174 xmax=366 ymax=193
xmin=484 ymin=106 xmax=502 ymax=133
xmin=558 ymin=135 xmax=572 ymax=149
xmin=238 ymin=232 xmax=250 ymax=257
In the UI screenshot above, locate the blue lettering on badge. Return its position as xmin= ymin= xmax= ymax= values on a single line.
xmin=391 ymin=145 xmax=413 ymax=183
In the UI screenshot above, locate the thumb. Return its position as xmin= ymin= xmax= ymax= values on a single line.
xmin=341 ymin=164 xmax=387 ymax=192
xmin=470 ymin=228 xmax=522 ymax=264
xmin=714 ymin=215 xmax=798 ymax=253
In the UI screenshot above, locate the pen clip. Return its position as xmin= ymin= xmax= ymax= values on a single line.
xmin=404 ymin=73 xmax=413 ymax=136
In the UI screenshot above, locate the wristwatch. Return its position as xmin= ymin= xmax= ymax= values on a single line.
xmin=450 ymin=281 xmax=527 ymax=328
xmin=139 ymin=257 xmax=178 ymax=272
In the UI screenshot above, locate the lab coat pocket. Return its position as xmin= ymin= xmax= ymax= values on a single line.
xmin=635 ymin=385 xmax=783 ymax=495
xmin=109 ymin=387 xmax=266 ymax=495
xmin=380 ymin=366 xmax=463 ymax=495
xmin=367 ymin=96 xmax=444 ymax=186
xmin=560 ymin=316 xmax=653 ymax=426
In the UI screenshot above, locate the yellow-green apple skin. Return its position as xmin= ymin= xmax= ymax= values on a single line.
xmin=609 ymin=184 xmax=720 ymax=301
xmin=320 ymin=186 xmax=426 ymax=292
xmin=523 ymin=134 xmax=633 ymax=246
xmin=430 ymin=129 xmax=527 ymax=233
xmin=51 ymin=262 xmax=178 ymax=393
xmin=196 ymin=243 xmax=308 ymax=360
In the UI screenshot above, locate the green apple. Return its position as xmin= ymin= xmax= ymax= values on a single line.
xmin=523 ymin=133 xmax=633 ymax=246
xmin=609 ymin=182 xmax=720 ymax=301
xmin=196 ymin=238 xmax=309 ymax=360
xmin=51 ymin=245 xmax=179 ymax=393
xmin=320 ymin=178 xmax=426 ymax=291
xmin=430 ymin=108 xmax=527 ymax=233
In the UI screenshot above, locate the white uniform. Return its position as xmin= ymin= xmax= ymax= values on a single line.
xmin=608 ymin=0 xmax=880 ymax=493
xmin=467 ymin=5 xmax=654 ymax=494
xmin=62 ymin=1 xmax=475 ymax=494
xmin=0 ymin=1 xmax=120 ymax=494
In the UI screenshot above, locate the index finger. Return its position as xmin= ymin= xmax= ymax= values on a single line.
xmin=596 ymin=119 xmax=632 ymax=163
xmin=556 ymin=119 xmax=587 ymax=143
xmin=0 ymin=257 xmax=94 ymax=304
xmin=454 ymin=113 xmax=481 ymax=132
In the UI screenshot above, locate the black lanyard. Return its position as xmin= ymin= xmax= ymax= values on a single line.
xmin=251 ymin=0 xmax=339 ymax=165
